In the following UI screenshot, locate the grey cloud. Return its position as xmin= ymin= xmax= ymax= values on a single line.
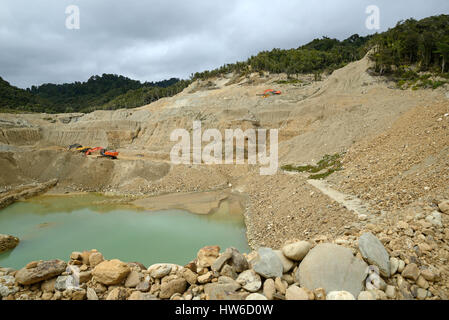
xmin=1 ymin=0 xmax=448 ymax=88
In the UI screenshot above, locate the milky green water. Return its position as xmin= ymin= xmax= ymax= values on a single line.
xmin=0 ymin=194 xmax=250 ymax=269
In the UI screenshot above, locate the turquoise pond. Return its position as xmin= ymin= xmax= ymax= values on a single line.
xmin=0 ymin=194 xmax=250 ymax=269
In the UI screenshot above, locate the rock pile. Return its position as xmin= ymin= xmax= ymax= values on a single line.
xmin=0 ymin=232 xmax=444 ymax=300
xmin=0 ymin=234 xmax=19 ymax=254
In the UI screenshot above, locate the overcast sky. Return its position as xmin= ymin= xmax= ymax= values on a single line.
xmin=1 ymin=0 xmax=448 ymax=88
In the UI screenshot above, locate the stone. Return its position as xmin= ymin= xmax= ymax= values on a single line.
xmin=92 ymin=259 xmax=131 ymax=285
xmin=180 ymin=268 xmax=198 ymax=285
xmin=229 ymin=248 xmax=249 ymax=273
xmin=88 ymin=252 xmax=104 ymax=267
xmin=220 ymin=264 xmax=238 ymax=280
xmin=0 ymin=275 xmax=15 ymax=285
xmin=358 ymin=232 xmax=391 ymax=277
xmin=274 ymin=277 xmax=287 ymax=295
xmin=236 ymin=270 xmax=262 ymax=292
xmin=41 ymin=292 xmax=53 ymax=300
xmin=41 ymin=278 xmax=56 ymax=293
xmin=136 ymin=277 xmax=151 ymax=292
xmin=274 ymin=250 xmax=294 ymax=273
xmin=358 ymin=291 xmax=375 ymax=300
xmin=369 ymin=289 xmax=387 ymax=300
xmin=80 ymin=251 xmax=92 ymax=265
xmin=438 ymin=200 xmax=449 ymax=214
xmin=79 ymin=271 xmax=92 ymax=284
xmin=313 ymin=288 xmax=326 ymax=300
xmin=197 ymin=246 xmax=220 ymax=268
xmin=397 ymin=260 xmax=406 ymax=273
xmin=184 ymin=262 xmax=197 ymax=273
xmin=285 ymin=285 xmax=309 ymax=300
xmin=281 ymin=241 xmax=311 ymax=261
xmin=253 ymin=247 xmax=283 ymax=279
xmin=125 ymin=271 xmax=141 ymax=288
xmin=390 ymin=257 xmax=399 ymax=275
xmin=263 ymin=278 xmax=275 ymax=300
xmin=211 ymin=249 xmax=232 ymax=272
xmin=297 ymin=243 xmax=368 ymax=297
xmin=204 ymin=277 xmax=242 ymax=300
xmin=106 ymin=287 xmax=128 ymax=300
xmin=246 ymin=293 xmax=268 ymax=300
xmin=385 ymin=285 xmax=396 ymax=299
xmin=198 ymin=271 xmax=213 ymax=284
xmin=52 ymin=291 xmax=62 ymax=300
xmin=426 ymin=211 xmax=443 ymax=227
xmin=416 ymin=288 xmax=428 ymax=300
xmin=15 ymin=260 xmax=67 ymax=285
xmin=71 ymin=288 xmax=86 ymax=300
xmin=150 ymin=264 xmax=172 ymax=279
xmin=0 ymin=285 xmax=14 ymax=298
xmin=401 ymin=263 xmax=420 ymax=281
xmin=70 ymin=252 xmax=82 ymax=261
xmin=416 ymin=276 xmax=429 ymax=289
xmin=159 ymin=278 xmax=188 ymax=299
xmin=55 ymin=275 xmax=76 ymax=291
xmin=128 ymin=292 xmax=158 ymax=300
xmin=0 ymin=234 xmax=19 ymax=253
xmin=86 ymin=287 xmax=98 ymax=300
xmin=326 ymin=291 xmax=355 ymax=300
xmin=421 ymin=269 xmax=435 ymax=282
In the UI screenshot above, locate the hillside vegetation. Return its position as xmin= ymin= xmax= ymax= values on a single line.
xmin=0 ymin=74 xmax=189 ymax=114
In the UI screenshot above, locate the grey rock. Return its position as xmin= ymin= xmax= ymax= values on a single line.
xmin=220 ymin=264 xmax=238 ymax=280
xmin=236 ymin=270 xmax=262 ymax=292
xmin=150 ymin=265 xmax=172 ymax=279
xmin=229 ymin=247 xmax=249 ymax=273
xmin=211 ymin=249 xmax=232 ymax=272
xmin=0 ymin=275 xmax=15 ymax=286
xmin=0 ymin=284 xmax=13 ymax=297
xmin=253 ymin=247 xmax=283 ymax=279
xmin=55 ymin=275 xmax=76 ymax=291
xmin=297 ymin=243 xmax=368 ymax=297
xmin=358 ymin=232 xmax=391 ymax=277
xmin=274 ymin=250 xmax=294 ymax=273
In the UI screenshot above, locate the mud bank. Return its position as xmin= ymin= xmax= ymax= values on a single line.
xmin=133 ymin=189 xmax=246 ymax=215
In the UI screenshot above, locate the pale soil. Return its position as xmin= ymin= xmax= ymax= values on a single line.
xmin=1 ymin=53 xmax=449 ymax=296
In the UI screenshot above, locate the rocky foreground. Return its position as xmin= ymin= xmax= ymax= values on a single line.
xmin=1 ymin=223 xmax=447 ymax=300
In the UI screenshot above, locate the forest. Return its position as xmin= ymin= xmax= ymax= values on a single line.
xmin=1 ymin=15 xmax=448 ymax=114
xmin=0 ymin=74 xmax=188 ymax=113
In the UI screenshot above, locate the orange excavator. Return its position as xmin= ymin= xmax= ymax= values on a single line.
xmin=100 ymin=148 xmax=119 ymax=160
xmin=85 ymin=147 xmax=104 ymax=155
xmin=68 ymin=144 xmax=119 ymax=159
xmin=258 ymin=89 xmax=282 ymax=98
